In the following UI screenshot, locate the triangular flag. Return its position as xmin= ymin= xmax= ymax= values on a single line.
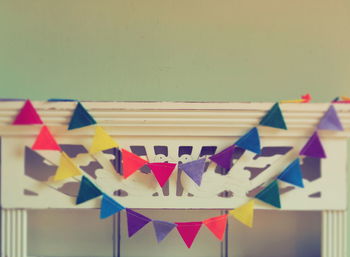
xmin=122 ymin=149 xmax=148 ymax=178
xmin=147 ymin=162 xmax=177 ymax=187
xmin=317 ymin=105 xmax=344 ymax=131
xmin=203 ymin=214 xmax=227 ymax=241
xmin=153 ymin=220 xmax=177 ymax=243
xmin=126 ymin=209 xmax=152 ymax=237
xmin=100 ymin=194 xmax=125 ymax=219
xmin=32 ymin=126 xmax=61 ymax=151
xmin=299 ymin=131 xmax=326 ymax=158
xmin=89 ymin=126 xmax=119 ymax=154
xmin=255 ymin=180 xmax=281 ymax=208
xmin=13 ymin=100 xmax=43 ymax=125
xmin=259 ymin=103 xmax=287 ymax=130
xmin=68 ymin=102 xmax=96 ymax=130
xmin=209 ymin=145 xmax=235 ymax=170
xmin=178 ymin=158 xmax=206 ymax=186
xmin=234 ymin=127 xmax=261 ymax=154
xmin=229 ymin=200 xmax=255 ymax=228
xmin=54 ymin=152 xmax=82 ymax=181
xmin=277 ymin=159 xmax=304 ymax=188
xmin=76 ymin=176 xmax=102 ymax=204
xmin=175 ymin=222 xmax=202 ymax=248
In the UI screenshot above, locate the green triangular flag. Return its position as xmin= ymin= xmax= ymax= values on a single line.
xmin=259 ymin=103 xmax=287 ymax=130
xmin=68 ymin=102 xmax=97 ymax=130
xmin=255 ymin=180 xmax=281 ymax=208
xmin=76 ymin=176 xmax=102 ymax=204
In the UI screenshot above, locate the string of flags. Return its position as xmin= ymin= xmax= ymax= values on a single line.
xmin=10 ymin=96 xmax=345 ymax=248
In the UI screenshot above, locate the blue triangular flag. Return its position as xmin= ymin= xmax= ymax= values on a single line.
xmin=255 ymin=180 xmax=281 ymax=208
xmin=277 ymin=159 xmax=304 ymax=188
xmin=317 ymin=105 xmax=344 ymax=131
xmin=153 ymin=220 xmax=177 ymax=243
xmin=178 ymin=158 xmax=206 ymax=186
xmin=259 ymin=103 xmax=287 ymax=130
xmin=234 ymin=127 xmax=261 ymax=154
xmin=100 ymin=194 xmax=125 ymax=219
xmin=68 ymin=102 xmax=96 ymax=130
xmin=76 ymin=176 xmax=102 ymax=204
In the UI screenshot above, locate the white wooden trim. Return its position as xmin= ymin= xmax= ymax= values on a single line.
xmin=322 ymin=210 xmax=347 ymax=257
xmin=1 ymin=209 xmax=27 ymax=257
xmin=0 ymin=102 xmax=349 ymax=137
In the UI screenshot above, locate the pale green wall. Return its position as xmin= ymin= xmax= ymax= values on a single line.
xmin=1 ymin=0 xmax=350 ymax=256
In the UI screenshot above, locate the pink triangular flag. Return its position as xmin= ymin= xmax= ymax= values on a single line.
xmin=147 ymin=163 xmax=177 ymax=187
xmin=32 ymin=126 xmax=61 ymax=151
xmin=13 ymin=100 xmax=43 ymax=125
xmin=299 ymin=131 xmax=326 ymax=158
xmin=175 ymin=222 xmax=202 ymax=248
xmin=203 ymin=214 xmax=227 ymax=241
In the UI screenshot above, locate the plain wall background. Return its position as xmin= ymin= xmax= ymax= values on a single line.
xmin=1 ymin=0 xmax=350 ymax=256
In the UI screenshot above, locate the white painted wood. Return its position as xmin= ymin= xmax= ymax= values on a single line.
xmin=322 ymin=210 xmax=347 ymax=257
xmin=1 ymin=209 xmax=27 ymax=257
xmin=1 ymin=102 xmax=349 ymax=210
xmin=0 ymin=102 xmax=349 ymax=257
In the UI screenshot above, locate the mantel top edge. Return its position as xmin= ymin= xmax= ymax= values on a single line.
xmin=0 ymin=101 xmax=350 ymax=112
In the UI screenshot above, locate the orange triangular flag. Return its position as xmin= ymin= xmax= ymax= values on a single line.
xmin=32 ymin=126 xmax=61 ymax=151
xmin=13 ymin=100 xmax=43 ymax=125
xmin=54 ymin=152 xmax=82 ymax=181
xmin=122 ymin=149 xmax=148 ymax=179
xmin=203 ymin=214 xmax=228 ymax=241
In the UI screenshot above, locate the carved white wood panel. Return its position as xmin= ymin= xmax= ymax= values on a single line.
xmin=0 ymin=101 xmax=349 ymax=210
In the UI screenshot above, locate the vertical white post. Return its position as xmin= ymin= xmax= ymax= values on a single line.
xmin=1 ymin=209 xmax=27 ymax=257
xmin=322 ymin=210 xmax=347 ymax=257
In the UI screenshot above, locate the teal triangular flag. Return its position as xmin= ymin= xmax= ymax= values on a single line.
xmin=100 ymin=194 xmax=125 ymax=219
xmin=234 ymin=127 xmax=261 ymax=154
xmin=259 ymin=103 xmax=287 ymax=130
xmin=68 ymin=102 xmax=96 ymax=130
xmin=277 ymin=159 xmax=304 ymax=188
xmin=76 ymin=176 xmax=103 ymax=204
xmin=255 ymin=180 xmax=281 ymax=208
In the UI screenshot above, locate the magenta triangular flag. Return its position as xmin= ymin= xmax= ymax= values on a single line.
xmin=178 ymin=158 xmax=206 ymax=186
xmin=126 ymin=209 xmax=152 ymax=237
xmin=176 ymin=222 xmax=202 ymax=248
xmin=13 ymin=100 xmax=43 ymax=125
xmin=147 ymin=162 xmax=177 ymax=187
xmin=209 ymin=145 xmax=235 ymax=170
xmin=317 ymin=105 xmax=344 ymax=131
xmin=299 ymin=131 xmax=326 ymax=158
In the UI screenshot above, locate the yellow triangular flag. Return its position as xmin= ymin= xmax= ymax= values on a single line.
xmin=89 ymin=126 xmax=119 ymax=154
xmin=229 ymin=200 xmax=255 ymax=228
xmin=54 ymin=152 xmax=82 ymax=181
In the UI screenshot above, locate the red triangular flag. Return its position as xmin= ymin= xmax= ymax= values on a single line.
xmin=122 ymin=149 xmax=148 ymax=179
xmin=32 ymin=126 xmax=61 ymax=151
xmin=147 ymin=162 xmax=177 ymax=187
xmin=13 ymin=100 xmax=43 ymax=125
xmin=203 ymin=214 xmax=227 ymax=241
xmin=175 ymin=222 xmax=202 ymax=248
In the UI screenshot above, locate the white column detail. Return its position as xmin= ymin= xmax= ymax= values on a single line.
xmin=322 ymin=210 xmax=347 ymax=257
xmin=1 ymin=209 xmax=27 ymax=257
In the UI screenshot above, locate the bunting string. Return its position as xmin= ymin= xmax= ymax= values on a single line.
xmin=11 ymin=95 xmax=345 ymax=248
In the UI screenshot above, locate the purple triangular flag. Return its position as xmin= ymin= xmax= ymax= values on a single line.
xmin=152 ymin=220 xmax=177 ymax=243
xmin=126 ymin=209 xmax=152 ymax=237
xmin=299 ymin=131 xmax=326 ymax=158
xmin=317 ymin=105 xmax=343 ymax=131
xmin=209 ymin=145 xmax=235 ymax=170
xmin=178 ymin=158 xmax=206 ymax=186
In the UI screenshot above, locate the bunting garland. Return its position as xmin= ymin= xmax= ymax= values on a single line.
xmin=12 ymin=97 xmax=344 ymax=247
